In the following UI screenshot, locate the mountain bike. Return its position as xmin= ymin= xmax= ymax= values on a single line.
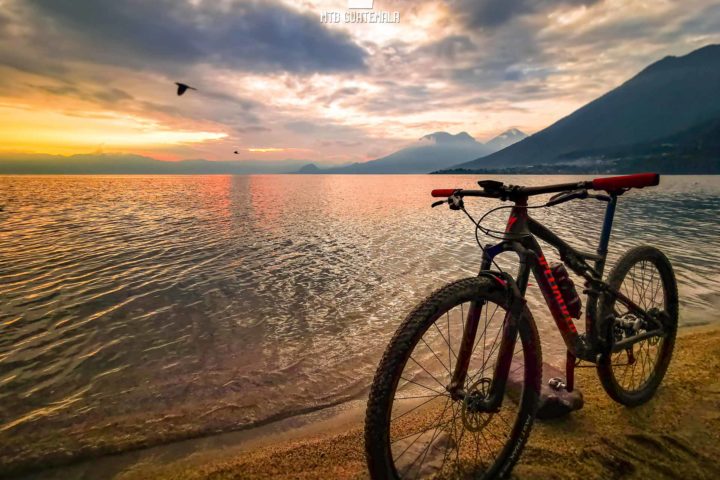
xmin=365 ymin=173 xmax=678 ymax=479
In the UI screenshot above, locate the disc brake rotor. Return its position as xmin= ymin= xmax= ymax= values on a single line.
xmin=461 ymin=378 xmax=493 ymax=432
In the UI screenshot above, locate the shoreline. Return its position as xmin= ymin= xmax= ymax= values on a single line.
xmin=24 ymin=322 xmax=720 ymax=480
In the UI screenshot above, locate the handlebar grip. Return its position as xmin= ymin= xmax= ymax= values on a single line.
xmin=591 ymin=173 xmax=659 ymax=191
xmin=431 ymin=189 xmax=458 ymax=198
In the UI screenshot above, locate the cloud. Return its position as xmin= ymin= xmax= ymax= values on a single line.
xmin=236 ymin=125 xmax=271 ymax=134
xmin=449 ymin=0 xmax=602 ymax=29
xmin=11 ymin=0 xmax=367 ymax=74
xmin=681 ymin=3 xmax=720 ymax=35
xmin=418 ymin=35 xmax=476 ymax=60
xmin=0 ymin=0 xmax=719 ymax=164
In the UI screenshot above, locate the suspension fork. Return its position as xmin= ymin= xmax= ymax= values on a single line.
xmin=448 ymin=302 xmax=520 ymax=411
xmin=447 ymin=246 xmax=497 ymax=398
xmin=481 ymin=313 xmax=519 ymax=411
xmin=480 ymin=251 xmax=530 ymax=411
xmin=448 ymin=243 xmax=529 ymax=410
xmin=448 ymin=299 xmax=484 ymax=399
xmin=448 ymin=244 xmax=504 ymax=400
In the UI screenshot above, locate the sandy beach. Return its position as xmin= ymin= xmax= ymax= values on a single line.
xmin=28 ymin=324 xmax=719 ymax=480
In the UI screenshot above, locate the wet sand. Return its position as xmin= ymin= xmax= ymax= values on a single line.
xmin=57 ymin=324 xmax=720 ymax=480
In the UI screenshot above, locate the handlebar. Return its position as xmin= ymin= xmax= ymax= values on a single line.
xmin=431 ymin=173 xmax=660 ymax=201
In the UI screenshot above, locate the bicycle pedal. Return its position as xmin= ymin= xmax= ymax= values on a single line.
xmin=548 ymin=377 xmax=567 ymax=391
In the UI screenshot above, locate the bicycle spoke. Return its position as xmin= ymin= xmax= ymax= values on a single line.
xmin=396 ymin=393 xmax=449 ymax=401
xmin=411 ymin=415 xmax=448 ymax=479
xmin=476 ymin=304 xmax=499 ymax=372
xmin=398 ymin=398 xmax=452 ymax=474
xmin=392 ymin=395 xmax=446 ymax=424
xmin=644 ymin=265 xmax=656 ymax=307
xmin=472 ymin=321 xmax=505 ymax=383
xmin=392 ymin=407 xmax=454 ymax=446
xmin=478 ymin=428 xmax=495 ymax=468
xmin=408 ymin=355 xmax=448 ymax=391
xmin=438 ymin=402 xmax=461 ymax=475
xmin=419 ymin=337 xmax=452 ymax=378
xmin=389 ymin=297 xmax=525 ymax=479
xmin=398 ymin=376 xmax=445 ymax=397
xmin=394 ymin=397 xmax=451 ymax=463
xmin=433 ymin=320 xmax=457 ymax=365
xmin=609 ymin=256 xmax=670 ymax=394
xmin=447 ymin=311 xmax=452 ymax=375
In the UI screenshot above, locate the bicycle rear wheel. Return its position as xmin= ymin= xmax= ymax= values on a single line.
xmin=597 ymin=246 xmax=678 ymax=406
xmin=365 ymin=277 xmax=541 ymax=479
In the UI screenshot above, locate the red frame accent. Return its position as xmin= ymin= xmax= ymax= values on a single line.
xmin=503 ymin=203 xmax=580 ymax=345
xmin=591 ymin=173 xmax=659 ymax=191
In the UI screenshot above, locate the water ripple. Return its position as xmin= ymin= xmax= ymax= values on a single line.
xmin=0 ymin=174 xmax=718 ymax=470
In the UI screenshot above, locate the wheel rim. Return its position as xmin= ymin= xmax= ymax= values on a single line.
xmin=388 ymin=298 xmax=526 ymax=479
xmin=609 ymin=259 xmax=669 ymax=393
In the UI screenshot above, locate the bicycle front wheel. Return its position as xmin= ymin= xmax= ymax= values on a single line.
xmin=365 ymin=277 xmax=541 ymax=479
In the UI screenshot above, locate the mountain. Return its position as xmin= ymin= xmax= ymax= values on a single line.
xmin=310 ymin=131 xmax=491 ymax=174
xmin=421 ymin=131 xmax=476 ymax=144
xmin=295 ymin=129 xmax=525 ymax=174
xmin=451 ymin=44 xmax=720 ymax=172
xmin=0 ymin=153 xmax=312 ymax=174
xmin=296 ymin=163 xmax=321 ymax=173
xmin=485 ymin=128 xmax=527 ymax=151
xmin=554 ymin=117 xmax=720 ymax=173
xmin=438 ymin=118 xmax=720 ymax=174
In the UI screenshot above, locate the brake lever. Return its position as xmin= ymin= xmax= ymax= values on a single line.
xmin=547 ymin=189 xmax=587 ymax=206
xmin=588 ymin=193 xmax=611 ymax=202
xmin=431 ymin=195 xmax=464 ymax=210
xmin=448 ymin=195 xmax=464 ymax=210
xmin=547 ymin=189 xmax=612 ymax=207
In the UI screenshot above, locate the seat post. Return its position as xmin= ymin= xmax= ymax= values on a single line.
xmin=595 ymin=193 xmax=618 ymax=277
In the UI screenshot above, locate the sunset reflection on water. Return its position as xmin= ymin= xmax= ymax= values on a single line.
xmin=0 ymin=174 xmax=718 ymax=470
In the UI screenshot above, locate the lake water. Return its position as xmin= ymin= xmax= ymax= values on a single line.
xmin=1 ymin=174 xmax=719 ymax=471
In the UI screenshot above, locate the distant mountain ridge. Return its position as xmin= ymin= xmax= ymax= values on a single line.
xmin=0 ymin=129 xmax=527 ymax=175
xmin=485 ymin=128 xmax=527 ymax=151
xmin=421 ymin=131 xmax=477 ymax=144
xmin=449 ymin=44 xmax=720 ymax=172
xmin=297 ymin=129 xmax=527 ymax=174
xmin=0 ymin=153 xmax=313 ymax=175
xmin=438 ymin=117 xmax=720 ymax=175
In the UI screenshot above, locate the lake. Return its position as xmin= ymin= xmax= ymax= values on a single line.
xmin=1 ymin=174 xmax=718 ymax=471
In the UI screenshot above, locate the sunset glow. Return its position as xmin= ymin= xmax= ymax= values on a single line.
xmin=0 ymin=0 xmax=717 ymax=164
xmin=0 ymin=105 xmax=227 ymax=156
xmin=247 ymin=148 xmax=288 ymax=153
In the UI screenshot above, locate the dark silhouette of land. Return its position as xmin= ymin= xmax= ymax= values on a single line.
xmin=442 ymin=44 xmax=720 ymax=174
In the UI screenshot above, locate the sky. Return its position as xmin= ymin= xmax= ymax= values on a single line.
xmin=0 ymin=0 xmax=718 ymax=166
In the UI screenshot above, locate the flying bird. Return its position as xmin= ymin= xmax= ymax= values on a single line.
xmin=175 ymin=82 xmax=197 ymax=96
xmin=234 ymin=151 xmax=239 ymax=154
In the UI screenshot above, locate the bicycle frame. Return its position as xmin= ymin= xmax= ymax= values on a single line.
xmin=506 ymin=196 xmax=615 ymax=351
xmin=449 ymin=192 xmax=664 ymax=404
